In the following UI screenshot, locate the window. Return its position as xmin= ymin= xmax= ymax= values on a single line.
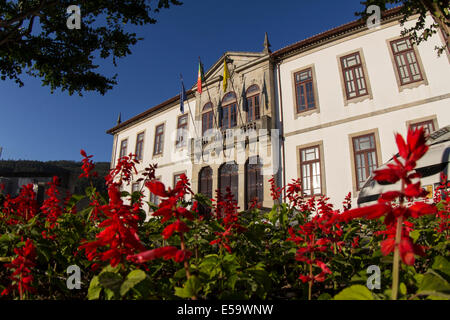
xmin=390 ymin=38 xmax=423 ymax=85
xmin=340 ymin=52 xmax=368 ymax=100
xmin=294 ymin=68 xmax=316 ymax=113
xmin=135 ymin=132 xmax=145 ymax=161
xmin=176 ymin=114 xmax=188 ymax=148
xmin=352 ymin=134 xmax=379 ymax=190
xmin=153 ymin=124 xmax=164 ymax=155
xmin=131 ymin=182 xmax=140 ymax=193
xmin=221 ymin=92 xmax=237 ymax=130
xmin=202 ymin=103 xmax=214 ymax=135
xmin=299 ymin=146 xmax=322 ymax=196
xmin=119 ymin=139 xmax=128 ymax=158
xmin=245 ymin=157 xmax=263 ymax=209
xmin=410 ymin=120 xmax=436 ymax=135
xmin=218 ymin=162 xmax=239 ymax=201
xmin=198 ymin=167 xmax=213 ymax=199
xmin=246 ymin=85 xmax=260 ymax=122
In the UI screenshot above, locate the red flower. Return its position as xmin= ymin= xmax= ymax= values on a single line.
xmin=40 ymin=176 xmax=63 ymax=230
xmin=269 ymin=176 xmax=282 ymax=201
xmin=174 ymin=249 xmax=192 ymax=263
xmin=79 ymin=149 xmax=98 ymax=179
xmin=340 ymin=203 xmax=391 ymax=222
xmin=129 ymin=173 xmax=194 ymax=265
xmin=380 ymin=226 xmax=425 ymax=265
xmin=404 ymin=182 xmax=427 ymax=198
xmin=105 ymin=153 xmax=139 ymax=186
xmin=127 ymin=246 xmax=178 ymax=263
xmin=1 ymin=239 xmax=37 ymax=297
xmin=146 ymin=180 xmax=168 ymax=198
xmin=408 ymin=201 xmax=437 ymax=218
xmin=1 ymin=184 xmax=38 ymax=225
xmin=162 ymin=219 xmax=190 ymax=240
xmin=209 ymin=188 xmax=244 ymax=253
xmin=287 ymin=197 xmax=344 ymax=286
xmin=78 ymin=183 xmax=146 ymax=268
xmin=340 ymin=128 xmax=435 ymax=268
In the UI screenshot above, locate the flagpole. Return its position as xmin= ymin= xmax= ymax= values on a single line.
xmin=199 ymin=57 xmax=220 ymax=131
xmin=225 ymin=57 xmax=245 ymax=129
xmin=180 ymin=74 xmax=199 ymax=139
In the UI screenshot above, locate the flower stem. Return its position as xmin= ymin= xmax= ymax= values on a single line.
xmin=180 ymin=233 xmax=197 ymax=301
xmin=308 ymin=261 xmax=313 ymax=301
xmin=179 ymin=233 xmax=191 ymax=279
xmin=391 ymin=215 xmax=403 ymax=300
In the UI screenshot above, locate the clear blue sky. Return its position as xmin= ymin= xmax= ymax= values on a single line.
xmin=0 ymin=0 xmax=378 ymax=162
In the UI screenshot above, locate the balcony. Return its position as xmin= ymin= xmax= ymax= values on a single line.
xmin=191 ymin=115 xmax=272 ymax=158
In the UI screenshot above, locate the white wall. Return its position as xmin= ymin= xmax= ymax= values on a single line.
xmin=113 ymin=98 xmax=199 ymax=210
xmin=277 ymin=16 xmax=450 ymax=208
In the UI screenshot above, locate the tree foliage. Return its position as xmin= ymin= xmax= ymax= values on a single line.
xmin=0 ymin=0 xmax=183 ymax=95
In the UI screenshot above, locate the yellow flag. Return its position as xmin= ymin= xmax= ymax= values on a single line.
xmin=223 ymin=59 xmax=229 ymax=92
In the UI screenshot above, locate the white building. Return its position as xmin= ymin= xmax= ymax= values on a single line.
xmin=107 ymin=7 xmax=449 ymax=211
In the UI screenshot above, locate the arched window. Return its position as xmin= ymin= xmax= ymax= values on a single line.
xmin=221 ymin=92 xmax=237 ymax=129
xmin=202 ymin=102 xmax=214 ymax=135
xmin=198 ymin=166 xmax=213 ymax=199
xmin=245 ymin=156 xmax=263 ymax=209
xmin=246 ymin=85 xmax=260 ymax=122
xmin=218 ymin=161 xmax=239 ymax=201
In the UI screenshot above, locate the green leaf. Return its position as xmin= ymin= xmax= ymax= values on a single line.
xmin=410 ymin=230 xmax=420 ymax=243
xmin=174 ymin=276 xmax=201 ymax=299
xmin=334 ymin=285 xmax=374 ymax=300
xmin=87 ymin=276 xmax=102 ymax=300
xmin=432 ymin=256 xmax=450 ymax=278
xmin=418 ymin=272 xmax=450 ymax=296
xmin=318 ymin=293 xmax=332 ymax=300
xmin=120 ymin=269 xmax=147 ymax=297
xmin=98 ymin=272 xmax=122 ymax=299
xmin=399 ymin=283 xmax=407 ymax=296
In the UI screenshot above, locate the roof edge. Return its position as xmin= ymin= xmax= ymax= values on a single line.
xmin=272 ymin=6 xmax=404 ymax=60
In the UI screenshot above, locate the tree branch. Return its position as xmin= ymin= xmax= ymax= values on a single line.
xmin=0 ymin=1 xmax=57 ymax=29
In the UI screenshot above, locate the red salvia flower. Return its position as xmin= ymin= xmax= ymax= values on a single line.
xmin=1 ymin=239 xmax=37 ymax=298
xmin=434 ymin=174 xmax=449 ymax=234
xmin=128 ymin=174 xmax=194 ymax=264
xmin=1 ymin=184 xmax=38 ymax=225
xmin=79 ymin=149 xmax=98 ymax=179
xmin=338 ymin=128 xmax=437 ymax=266
xmin=105 ymin=153 xmax=139 ymax=186
xmin=78 ymin=155 xmax=148 ymax=268
xmin=269 ymin=175 xmax=282 ymax=201
xmin=287 ymin=197 xmax=344 ymax=287
xmin=209 ymin=188 xmax=245 ymax=253
xmin=40 ymin=176 xmax=63 ymax=232
xmin=78 ymin=190 xmax=146 ymax=268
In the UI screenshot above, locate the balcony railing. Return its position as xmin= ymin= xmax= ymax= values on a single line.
xmin=191 ymin=115 xmax=272 ymax=156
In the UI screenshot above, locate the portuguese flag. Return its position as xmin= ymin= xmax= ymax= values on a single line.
xmin=197 ymin=59 xmax=205 ymax=94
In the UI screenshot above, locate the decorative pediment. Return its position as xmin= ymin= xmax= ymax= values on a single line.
xmin=193 ymin=51 xmax=267 ymax=90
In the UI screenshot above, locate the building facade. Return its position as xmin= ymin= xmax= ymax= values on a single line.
xmin=107 ymin=7 xmax=450 ymax=212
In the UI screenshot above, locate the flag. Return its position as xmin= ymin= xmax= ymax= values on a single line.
xmin=241 ymin=80 xmax=248 ymax=112
xmin=180 ymin=76 xmax=187 ymax=114
xmin=262 ymin=74 xmax=269 ymax=109
xmin=223 ymin=58 xmax=229 ymax=92
xmin=197 ymin=59 xmax=205 ymax=94
xmin=217 ymin=98 xmax=223 ymax=128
